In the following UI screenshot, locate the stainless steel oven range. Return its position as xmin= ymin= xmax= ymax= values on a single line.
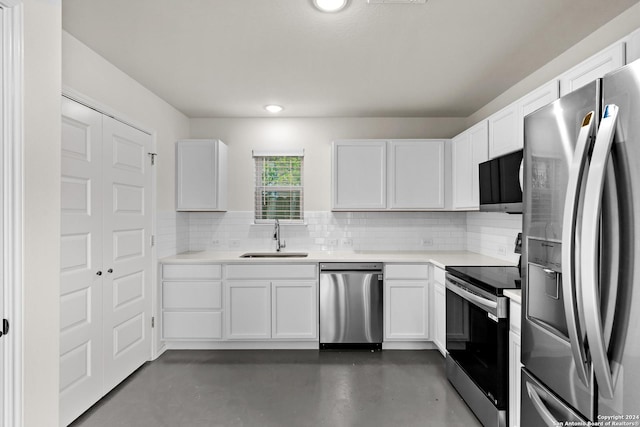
xmin=445 ymin=265 xmax=521 ymax=427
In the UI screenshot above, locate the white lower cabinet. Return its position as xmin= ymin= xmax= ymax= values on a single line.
xmin=431 ymin=265 xmax=447 ymax=356
xmin=224 ymin=280 xmax=318 ymax=340
xmin=161 ymin=264 xmax=224 ymax=340
xmin=509 ymin=299 xmax=522 ymax=427
xmin=224 ymin=263 xmax=318 ymax=341
xmin=384 ymin=264 xmax=430 ymax=341
xmin=161 ymin=263 xmax=318 ymax=343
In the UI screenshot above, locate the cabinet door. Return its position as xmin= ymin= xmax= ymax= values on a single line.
xmin=162 ymin=312 xmax=222 ymax=340
xmin=520 ymin=81 xmax=559 ymax=119
xmin=452 ymin=130 xmax=472 ymax=209
xmin=509 ymin=330 xmax=522 ymax=427
xmin=388 ymin=140 xmax=445 ymax=209
xmin=332 ymin=140 xmax=387 ymax=210
xmin=271 ymin=281 xmax=317 ymax=340
xmin=489 ymin=103 xmax=519 ymax=158
xmin=559 ymin=43 xmax=625 ymax=96
xmin=432 ymin=281 xmax=446 ymax=356
xmin=60 ymin=97 xmax=104 ymax=425
xmin=162 ymin=281 xmax=222 ymax=310
xmin=518 ymin=80 xmax=559 ymax=146
xmin=432 ymin=266 xmax=447 ymax=356
xmin=225 ymin=281 xmax=271 ymax=340
xmin=627 ymin=28 xmax=640 ymax=64
xmin=176 ymin=139 xmax=227 ymax=211
xmin=452 ymin=122 xmax=488 ymax=210
xmin=384 ymin=280 xmax=429 ymax=341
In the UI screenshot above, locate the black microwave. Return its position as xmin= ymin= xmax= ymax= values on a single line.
xmin=478 ymin=150 xmax=523 ymax=214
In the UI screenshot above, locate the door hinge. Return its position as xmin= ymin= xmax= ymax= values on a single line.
xmin=0 ymin=319 xmax=9 ymax=337
xmin=151 ymin=235 xmax=155 ymax=247
xmin=148 ymin=152 xmax=157 ymax=165
xmin=151 ymin=317 xmax=155 ymax=328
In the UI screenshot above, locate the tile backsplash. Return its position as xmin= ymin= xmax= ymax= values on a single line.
xmin=466 ymin=212 xmax=523 ymax=264
xmin=157 ymin=210 xmax=522 ymax=262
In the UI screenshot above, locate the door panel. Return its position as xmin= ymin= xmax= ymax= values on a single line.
xmin=60 ymin=98 xmax=153 ymax=425
xmin=598 ymin=57 xmax=640 ymax=418
xmin=225 ymin=282 xmax=271 ymax=339
xmin=271 ymin=281 xmax=317 ymax=339
xmin=332 ymin=141 xmax=387 ymax=210
xmin=101 ymin=116 xmax=152 ymax=392
xmin=60 ymin=98 xmax=104 ymax=425
xmin=389 ymin=140 xmax=445 ymax=209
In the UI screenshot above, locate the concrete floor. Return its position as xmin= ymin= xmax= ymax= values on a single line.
xmin=70 ymin=350 xmax=481 ymax=427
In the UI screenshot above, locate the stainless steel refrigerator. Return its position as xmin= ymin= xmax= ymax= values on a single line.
xmin=521 ymin=58 xmax=640 ymax=425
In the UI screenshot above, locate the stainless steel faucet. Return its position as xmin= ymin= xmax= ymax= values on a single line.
xmin=274 ymin=219 xmax=286 ymax=252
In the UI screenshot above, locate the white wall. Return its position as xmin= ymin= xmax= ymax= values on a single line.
xmin=62 ymin=31 xmax=191 ymax=211
xmin=23 ymin=0 xmax=61 ymax=425
xmin=466 ymin=2 xmax=640 ymax=126
xmin=190 ymin=117 xmax=466 ymax=211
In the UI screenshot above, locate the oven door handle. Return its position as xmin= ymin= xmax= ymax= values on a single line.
xmin=446 ymin=280 xmax=497 ymax=312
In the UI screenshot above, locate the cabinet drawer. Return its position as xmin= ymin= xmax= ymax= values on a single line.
xmin=225 ymin=264 xmax=317 ymax=279
xmin=162 ymin=264 xmax=222 ymax=280
xmin=510 ymin=300 xmax=521 ymax=335
xmin=385 ymin=264 xmax=429 ymax=280
xmin=163 ymin=281 xmax=222 ymax=309
xmin=162 ymin=311 xmax=222 ymax=340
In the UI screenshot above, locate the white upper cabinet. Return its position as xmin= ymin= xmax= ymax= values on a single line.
xmin=388 ymin=140 xmax=445 ymax=209
xmin=176 ymin=139 xmax=228 ymax=211
xmin=488 ymin=103 xmax=519 ymax=158
xmin=332 ymin=139 xmax=446 ymax=211
xmin=452 ymin=121 xmax=488 ymax=210
xmin=519 ymin=80 xmax=560 ymax=119
xmin=489 ymin=80 xmax=559 ymax=159
xmin=627 ymin=28 xmax=640 ymax=64
xmin=559 ymin=43 xmax=625 ymax=96
xmin=332 ymin=140 xmax=387 ymax=210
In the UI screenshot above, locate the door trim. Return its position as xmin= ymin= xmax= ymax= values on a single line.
xmin=0 ymin=1 xmax=23 ymax=426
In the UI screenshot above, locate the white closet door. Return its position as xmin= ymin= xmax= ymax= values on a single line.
xmin=101 ymin=116 xmax=152 ymax=392
xmin=59 ymin=98 xmax=104 ymax=425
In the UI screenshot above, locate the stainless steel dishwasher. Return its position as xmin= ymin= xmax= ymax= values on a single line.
xmin=319 ymin=263 xmax=383 ymax=349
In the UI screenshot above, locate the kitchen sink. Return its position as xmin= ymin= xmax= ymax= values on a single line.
xmin=239 ymin=252 xmax=309 ymax=258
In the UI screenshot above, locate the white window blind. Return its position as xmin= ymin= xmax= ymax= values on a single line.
xmin=253 ymin=150 xmax=304 ymax=223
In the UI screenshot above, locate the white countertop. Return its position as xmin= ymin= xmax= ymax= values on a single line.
xmin=160 ymin=250 xmax=514 ymax=269
xmin=504 ymin=289 xmax=522 ymax=304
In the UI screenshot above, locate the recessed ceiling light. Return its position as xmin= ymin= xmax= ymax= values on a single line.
xmin=265 ymin=104 xmax=284 ymax=113
xmin=313 ymin=0 xmax=348 ymax=13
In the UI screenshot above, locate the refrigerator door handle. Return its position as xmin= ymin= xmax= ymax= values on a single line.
xmin=560 ymin=110 xmax=595 ymax=387
xmin=581 ymin=104 xmax=619 ymax=399
xmin=525 ymin=381 xmax=562 ymax=427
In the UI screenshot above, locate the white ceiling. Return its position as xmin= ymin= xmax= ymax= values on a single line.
xmin=62 ymin=0 xmax=638 ymax=118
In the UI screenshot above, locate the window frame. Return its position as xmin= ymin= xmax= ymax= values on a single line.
xmin=253 ymin=150 xmax=304 ymax=225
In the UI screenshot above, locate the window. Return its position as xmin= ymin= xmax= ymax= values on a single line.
xmin=253 ymin=150 xmax=304 ymax=223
